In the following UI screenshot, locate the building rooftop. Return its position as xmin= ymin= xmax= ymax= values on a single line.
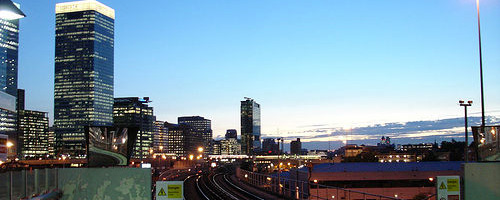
xmin=303 ymin=161 xmax=464 ymax=173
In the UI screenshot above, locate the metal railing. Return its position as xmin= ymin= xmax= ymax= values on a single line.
xmin=0 ymin=168 xmax=58 ymax=200
xmin=237 ymin=168 xmax=403 ymax=200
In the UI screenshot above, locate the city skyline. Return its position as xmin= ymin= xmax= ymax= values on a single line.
xmin=14 ymin=0 xmax=500 ymax=141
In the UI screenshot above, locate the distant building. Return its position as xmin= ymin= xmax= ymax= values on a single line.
xmin=48 ymin=127 xmax=55 ymax=158
xmin=165 ymin=123 xmax=203 ymax=157
xmin=375 ymin=152 xmax=421 ymax=163
xmin=113 ymin=97 xmax=155 ymax=159
xmin=345 ymin=145 xmax=363 ymax=157
xmin=212 ymin=140 xmax=221 ymax=155
xmin=0 ymin=91 xmax=17 ymax=158
xmin=54 ymin=0 xmax=115 ymax=158
xmin=0 ymin=134 xmax=7 ymax=163
xmin=225 ymin=129 xmax=237 ymax=140
xmin=16 ymin=89 xmax=24 ymax=110
xmin=398 ymin=143 xmax=435 ymax=152
xmin=17 ymin=110 xmax=49 ymax=159
xmin=262 ymin=138 xmax=279 ymax=155
xmin=178 ymin=116 xmax=212 ymax=152
xmin=220 ymin=138 xmax=241 ymax=155
xmin=290 ymin=138 xmax=302 ymax=155
xmin=241 ymin=97 xmax=261 ymax=155
xmin=153 ymin=121 xmax=168 ymax=154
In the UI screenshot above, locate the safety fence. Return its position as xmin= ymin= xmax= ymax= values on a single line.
xmin=0 ymin=168 xmax=59 ymax=200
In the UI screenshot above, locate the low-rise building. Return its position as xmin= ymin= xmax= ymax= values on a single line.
xmin=305 ymin=161 xmax=463 ymax=199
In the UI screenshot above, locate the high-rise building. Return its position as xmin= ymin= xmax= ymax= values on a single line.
xmin=17 ymin=110 xmax=49 ymax=159
xmin=290 ymin=138 xmax=302 ymax=155
xmin=153 ymin=121 xmax=168 ymax=154
xmin=0 ymin=91 xmax=18 ymax=157
xmin=48 ymin=127 xmax=55 ymax=158
xmin=0 ymin=0 xmax=25 ymax=162
xmin=165 ymin=123 xmax=203 ymax=157
xmin=220 ymin=138 xmax=241 ymax=155
xmin=225 ymin=129 xmax=237 ymax=140
xmin=262 ymin=138 xmax=279 ymax=155
xmin=16 ymin=89 xmax=24 ymax=110
xmin=241 ymin=97 xmax=261 ymax=155
xmin=54 ymin=0 xmax=115 ymax=158
xmin=113 ymin=97 xmax=155 ymax=159
xmin=0 ymin=1 xmax=24 ymax=97
xmin=178 ymin=116 xmax=212 ymax=152
xmin=0 ymin=91 xmax=16 ymax=160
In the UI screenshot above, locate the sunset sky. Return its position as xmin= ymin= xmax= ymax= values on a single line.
xmin=16 ymin=0 xmax=500 ymax=142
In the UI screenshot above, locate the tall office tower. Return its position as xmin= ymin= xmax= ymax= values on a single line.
xmin=17 ymin=110 xmax=49 ymax=159
xmin=178 ymin=116 xmax=212 ymax=151
xmin=16 ymin=89 xmax=49 ymax=159
xmin=113 ymin=97 xmax=155 ymax=159
xmin=16 ymin=89 xmax=24 ymax=110
xmin=47 ymin=127 xmax=55 ymax=158
xmin=165 ymin=122 xmax=203 ymax=157
xmin=262 ymin=138 xmax=279 ymax=155
xmin=0 ymin=1 xmax=24 ymax=97
xmin=153 ymin=121 xmax=168 ymax=154
xmin=225 ymin=129 xmax=237 ymax=140
xmin=290 ymin=138 xmax=301 ymax=155
xmin=241 ymin=97 xmax=261 ymax=155
xmin=54 ymin=1 xmax=115 ymax=158
xmin=220 ymin=138 xmax=241 ymax=155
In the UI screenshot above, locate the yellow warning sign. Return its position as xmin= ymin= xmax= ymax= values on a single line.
xmin=447 ymin=179 xmax=459 ymax=192
xmin=439 ymin=182 xmax=447 ymax=190
xmin=158 ymin=188 xmax=166 ymax=196
xmin=168 ymin=185 xmax=182 ymax=198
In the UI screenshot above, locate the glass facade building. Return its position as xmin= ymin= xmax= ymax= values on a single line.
xmin=153 ymin=121 xmax=168 ymax=154
xmin=178 ymin=116 xmax=212 ymax=152
xmin=165 ymin=123 xmax=204 ymax=157
xmin=241 ymin=98 xmax=261 ymax=155
xmin=113 ymin=97 xmax=155 ymax=159
xmin=0 ymin=7 xmax=20 ymax=97
xmin=17 ymin=110 xmax=49 ymax=159
xmin=0 ymin=91 xmax=16 ymax=159
xmin=54 ymin=1 xmax=115 ymax=158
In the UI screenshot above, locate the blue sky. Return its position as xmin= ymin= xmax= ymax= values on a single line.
xmin=16 ymin=0 xmax=500 ymax=141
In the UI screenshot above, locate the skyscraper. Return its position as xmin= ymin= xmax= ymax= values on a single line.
xmin=241 ymin=97 xmax=261 ymax=155
xmin=54 ymin=0 xmax=115 ymax=157
xmin=178 ymin=116 xmax=212 ymax=151
xmin=113 ymin=97 xmax=155 ymax=159
xmin=290 ymin=138 xmax=302 ymax=155
xmin=0 ymin=1 xmax=24 ymax=97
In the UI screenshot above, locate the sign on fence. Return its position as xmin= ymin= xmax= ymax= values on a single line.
xmin=156 ymin=181 xmax=184 ymax=200
xmin=436 ymin=176 xmax=460 ymax=200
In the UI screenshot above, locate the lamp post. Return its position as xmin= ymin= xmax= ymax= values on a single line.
xmin=475 ymin=0 xmax=486 ymax=133
xmin=459 ymin=100 xmax=472 ymax=162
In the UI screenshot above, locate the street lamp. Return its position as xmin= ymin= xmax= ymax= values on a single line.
xmin=197 ymin=147 xmax=204 ymax=153
xmin=475 ymin=0 xmax=486 ymax=133
xmin=459 ymin=100 xmax=473 ymax=162
xmin=0 ymin=0 xmax=25 ymax=20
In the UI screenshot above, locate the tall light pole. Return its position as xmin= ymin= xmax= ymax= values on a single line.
xmin=475 ymin=0 xmax=486 ymax=132
xmin=459 ymin=100 xmax=472 ymax=162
